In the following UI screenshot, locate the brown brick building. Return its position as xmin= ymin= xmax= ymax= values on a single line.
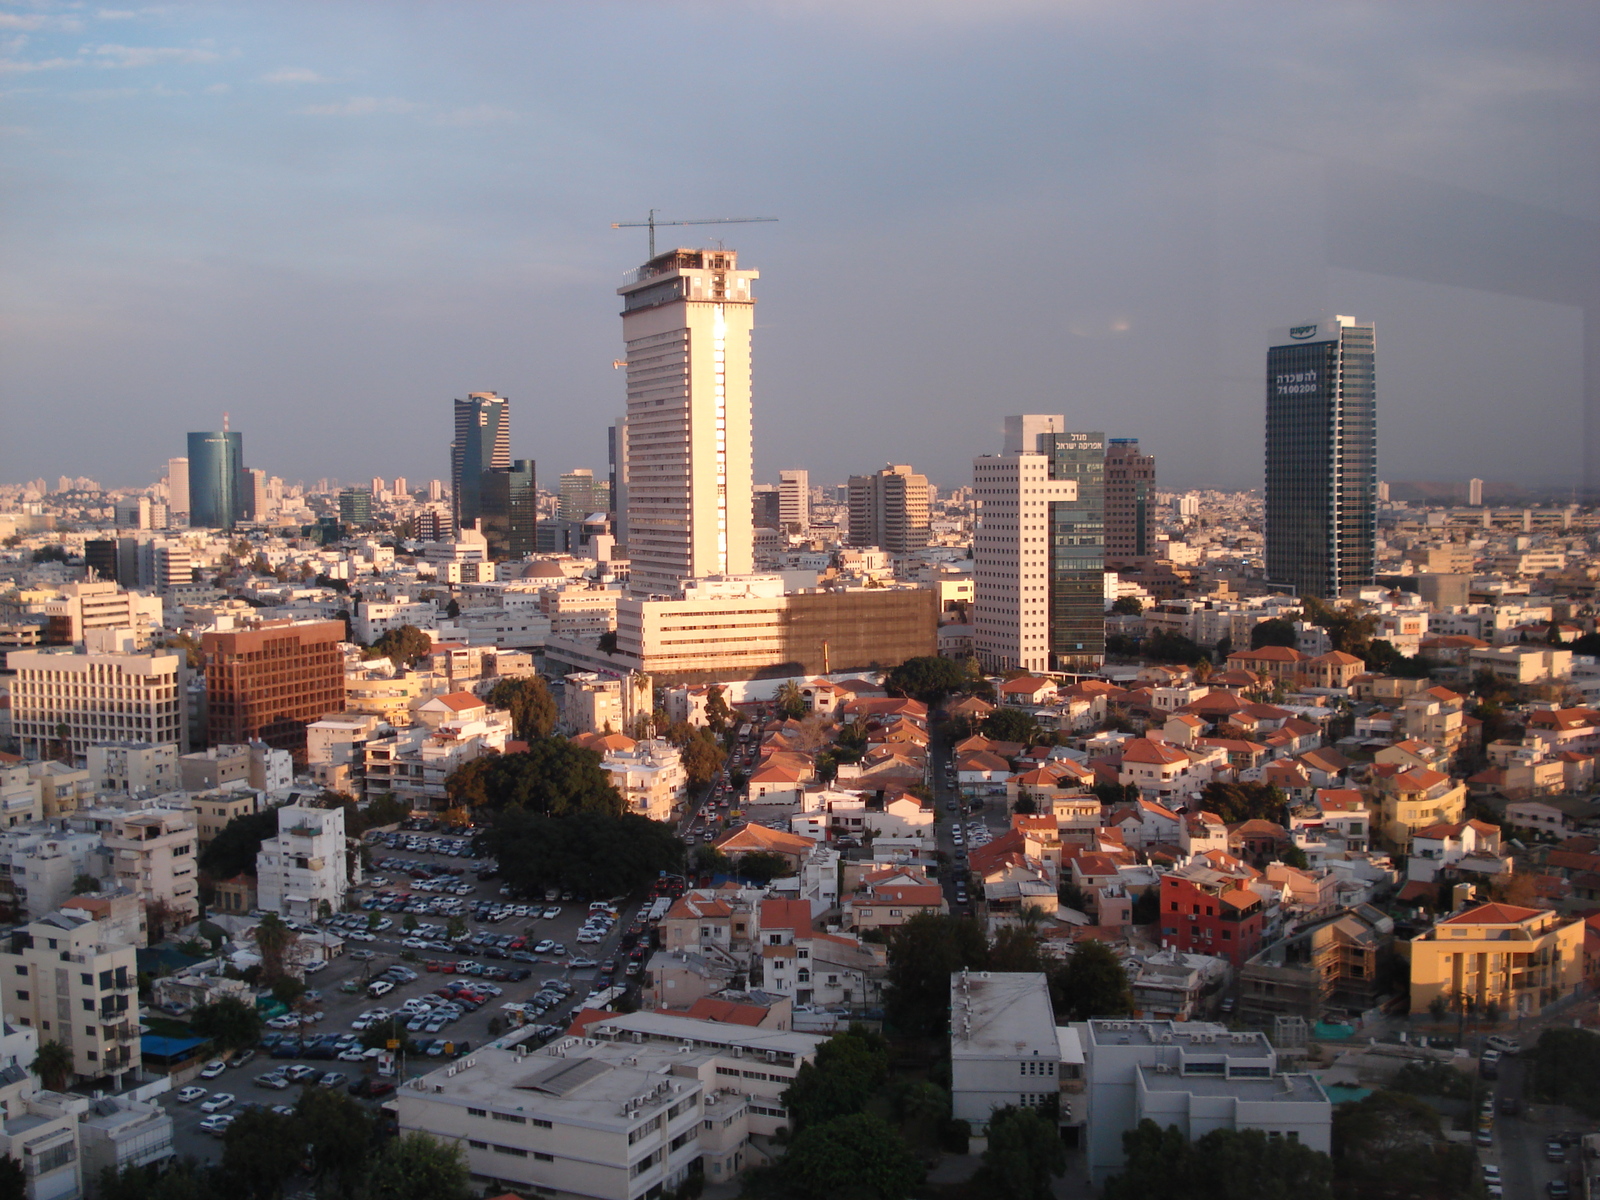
xmin=203 ymin=619 xmax=345 ymax=758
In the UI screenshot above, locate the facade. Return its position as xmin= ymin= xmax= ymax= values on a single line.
xmin=600 ymin=740 xmax=686 ymax=822
xmin=203 ymin=619 xmax=345 ymax=757
xmin=1046 ymin=429 xmax=1106 ymax=670
xmin=972 ymin=417 xmax=1078 ymax=674
xmin=479 ymin=459 xmax=538 ymax=561
xmin=950 ymin=970 xmax=1066 ymax=1133
xmin=9 ymin=645 xmax=186 ymax=762
xmin=26 ymin=581 xmax=162 ymax=648
xmin=337 ymin=487 xmax=372 ymax=526
xmin=619 ymin=248 xmax=757 ymax=596
xmin=82 ymin=742 xmax=178 ymax=796
xmin=255 ymin=801 xmax=352 ymax=918
xmin=451 ymin=392 xmax=511 ymax=533
xmin=1103 ymin=438 xmax=1156 ymax=564
xmin=847 ymin=464 xmax=930 ymax=557
xmin=1 ymin=907 xmax=140 ymax=1087
xmin=186 ymin=429 xmax=244 ymax=530
xmin=1264 ymin=316 xmax=1376 ymax=599
xmin=1158 ymin=869 xmax=1265 ymax=967
xmin=777 ymin=469 xmax=808 ymax=530
xmin=104 ymin=809 xmax=199 ymax=926
xmin=559 ymin=469 xmax=602 ymax=522
xmin=1078 ymin=1018 xmax=1331 ymax=1186
xmin=1406 ymin=902 xmax=1583 ymax=1019
xmin=190 ymin=788 xmax=263 ymax=848
xmin=1238 ymin=905 xmax=1394 ymax=1023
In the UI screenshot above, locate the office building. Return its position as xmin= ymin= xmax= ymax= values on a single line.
xmin=560 ymin=469 xmax=600 ymax=522
xmin=972 ymin=417 xmax=1078 ymax=674
xmin=751 ymin=485 xmax=780 ymax=529
xmin=1 ymin=900 xmax=142 ymax=1087
xmin=450 ymin=392 xmax=511 ymax=532
xmin=241 ymin=466 xmax=267 ymax=522
xmin=847 ymin=464 xmax=930 ymax=557
xmin=1104 ymin=439 xmax=1155 ymax=565
xmin=618 ymin=248 xmax=757 ymax=596
xmin=1468 ymin=477 xmax=1483 ymax=506
xmin=337 ymin=487 xmax=372 ymax=526
xmin=164 ymin=457 xmax=189 ymax=522
xmin=10 ymin=641 xmax=186 ymax=761
xmin=778 ymin=469 xmax=809 ymax=530
xmin=1078 ymin=1018 xmax=1331 ymax=1185
xmin=255 ymin=801 xmax=352 ymax=918
xmin=203 ymin=619 xmax=345 ymax=758
xmin=1046 ymin=430 xmax=1106 ymax=670
xmin=1264 ymin=315 xmax=1377 ymax=599
xmin=28 ymin=581 xmax=162 ymax=646
xmin=84 ymin=539 xmax=118 ymax=583
xmin=186 ymin=429 xmax=244 ymax=530
xmin=479 ymin=460 xmax=537 ymax=561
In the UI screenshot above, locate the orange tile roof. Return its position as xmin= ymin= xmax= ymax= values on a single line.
xmin=685 ymin=998 xmax=769 ymax=1026
xmin=758 ymin=898 xmax=813 ymax=933
xmin=1439 ymin=902 xmax=1545 ymax=925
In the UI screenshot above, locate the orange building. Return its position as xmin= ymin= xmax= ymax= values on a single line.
xmin=203 ymin=619 xmax=345 ymax=758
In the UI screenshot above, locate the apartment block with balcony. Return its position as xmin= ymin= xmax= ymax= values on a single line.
xmin=84 ymin=741 xmax=178 ymax=796
xmin=101 ymin=809 xmax=198 ymax=929
xmin=1373 ymin=767 xmax=1466 ymax=854
xmin=255 ymin=801 xmax=353 ymax=919
xmin=0 ymin=901 xmax=141 ymax=1087
xmin=1238 ymin=905 xmax=1395 ymax=1024
xmin=1406 ymin=902 xmax=1584 ymax=1020
xmin=9 ymin=642 xmax=186 ymax=762
xmin=599 ymin=739 xmax=686 ymax=822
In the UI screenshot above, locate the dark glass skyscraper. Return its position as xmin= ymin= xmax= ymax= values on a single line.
xmin=1047 ymin=430 xmax=1106 ymax=671
xmin=1265 ymin=316 xmax=1376 ymax=599
xmin=480 ymin=459 xmax=537 ymax=560
xmin=187 ymin=430 xmax=243 ymax=530
xmin=450 ymin=392 xmax=510 ymax=531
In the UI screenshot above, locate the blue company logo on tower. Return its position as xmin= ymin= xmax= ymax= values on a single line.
xmin=1289 ymin=324 xmax=1317 ymax=340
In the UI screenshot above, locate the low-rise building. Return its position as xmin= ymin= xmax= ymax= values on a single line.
xmin=1238 ymin=905 xmax=1394 ymax=1024
xmin=84 ymin=742 xmax=179 ymax=796
xmin=255 ymin=801 xmax=353 ymax=919
xmin=950 ymin=970 xmax=1067 ymax=1134
xmin=599 ymin=740 xmax=686 ymax=823
xmin=1405 ymin=902 xmax=1584 ymax=1019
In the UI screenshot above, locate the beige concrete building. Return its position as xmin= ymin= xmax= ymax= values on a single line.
xmin=9 ymin=642 xmax=186 ymax=761
xmin=848 ymin=464 xmax=932 ymax=557
xmin=1406 ymin=902 xmax=1583 ymax=1019
xmin=190 ymin=788 xmax=263 ymax=848
xmin=600 ymin=739 xmax=686 ymax=822
xmin=25 ymin=581 xmax=162 ymax=646
xmin=619 ymin=248 xmax=757 ymax=596
xmin=84 ymin=741 xmax=179 ymax=796
xmin=0 ymin=901 xmax=141 ymax=1087
xmin=102 ymin=809 xmax=199 ymax=928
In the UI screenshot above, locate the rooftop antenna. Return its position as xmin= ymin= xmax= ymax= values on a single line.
xmin=223 ymin=411 xmax=230 ymax=433
xmin=611 ymin=209 xmax=778 ymax=259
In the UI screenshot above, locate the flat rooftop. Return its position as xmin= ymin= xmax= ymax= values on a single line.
xmin=1139 ymin=1065 xmax=1328 ymax=1104
xmin=588 ymin=1011 xmax=823 ymax=1060
xmin=1086 ymin=1019 xmax=1272 ymax=1056
xmin=951 ymin=971 xmax=1058 ymax=1060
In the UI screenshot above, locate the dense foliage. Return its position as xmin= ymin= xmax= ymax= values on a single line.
xmin=980 ymin=707 xmax=1041 ymax=745
xmin=189 ymin=996 xmax=262 ymax=1052
xmin=1330 ymin=1091 xmax=1476 ymax=1199
xmin=444 ymin=738 xmax=623 ymax=815
xmin=486 ymin=676 xmax=558 ymax=740
xmin=884 ymin=655 xmax=972 ymax=704
xmin=480 ymin=808 xmax=683 ymax=899
xmin=197 ymin=810 xmax=280 ymax=880
xmin=1196 ymin=781 xmax=1287 ymax=825
xmin=978 ymin=1105 xmax=1068 ymax=1200
xmin=1104 ymin=1119 xmax=1333 ymax=1200
xmin=364 ymin=624 xmax=433 ymax=668
xmin=783 ymin=1028 xmax=890 ymax=1131
xmin=1532 ymin=1026 xmax=1600 ymax=1115
xmin=748 ymin=1113 xmax=924 ymax=1200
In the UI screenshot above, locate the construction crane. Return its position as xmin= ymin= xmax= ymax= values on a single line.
xmin=611 ymin=210 xmax=777 ymax=259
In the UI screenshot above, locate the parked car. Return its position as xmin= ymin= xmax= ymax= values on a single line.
xmin=199 ymin=1059 xmax=228 ymax=1079
xmin=1486 ymin=1035 xmax=1521 ymax=1055
xmin=200 ymin=1093 xmax=235 ymax=1113
xmin=176 ymin=1086 xmax=207 ymax=1104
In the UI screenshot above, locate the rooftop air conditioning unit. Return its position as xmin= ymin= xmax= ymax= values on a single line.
xmin=766 ymin=1050 xmax=777 ymax=1063
xmin=1158 ymin=1033 xmax=1173 ymax=1043
xmin=631 ymin=1032 xmax=644 ymax=1044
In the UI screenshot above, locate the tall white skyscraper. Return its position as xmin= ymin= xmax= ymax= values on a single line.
xmin=778 ymin=469 xmax=809 ymax=530
xmin=164 ymin=457 xmax=189 ymax=521
xmin=972 ymin=415 xmax=1077 ymax=674
xmin=619 ymin=248 xmax=757 ymax=595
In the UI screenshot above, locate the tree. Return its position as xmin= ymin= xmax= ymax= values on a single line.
xmin=981 ymin=706 xmax=1040 ymax=745
xmin=1105 ymin=1119 xmax=1333 ymax=1200
xmin=1299 ymin=595 xmax=1378 ymax=658
xmin=736 ymin=852 xmax=794 ymax=884
xmin=0 ymin=1156 xmax=21 ymax=1200
xmin=29 ymin=1040 xmax=73 ymax=1091
xmin=364 ymin=624 xmax=432 ymax=668
xmin=775 ymin=680 xmax=807 ymax=721
xmin=690 ymin=845 xmax=732 ymax=877
xmin=254 ymin=913 xmax=296 ymax=983
xmin=486 ymin=676 xmax=558 ymax=740
xmin=1049 ymin=939 xmax=1133 ymax=1022
xmin=270 ymin=976 xmax=305 ymax=1009
xmin=703 ymin=685 xmax=734 ymax=735
xmin=482 ymin=808 xmax=684 ymax=899
xmin=1531 ymin=1026 xmax=1600 ymax=1115
xmin=754 ymin=1113 xmax=922 ymax=1200
xmin=884 ymin=914 xmax=990 ymax=1037
xmin=219 ymin=1108 xmax=299 ymax=1200
xmin=199 ymin=809 xmax=280 ymax=880
xmin=444 ymin=739 xmax=623 ymax=815
xmin=979 ymin=1105 xmax=1067 ymax=1200
xmin=782 ymin=1028 xmax=890 ymax=1131
xmin=1281 ymin=844 xmax=1309 ymax=870
xmin=359 ymin=1132 xmax=473 ymax=1200
xmin=190 ymin=996 xmax=262 ymax=1051
xmin=1110 ymin=595 xmax=1143 ymax=615
xmin=1197 ymin=781 xmax=1287 ymax=825
xmin=1250 ymin=618 xmax=1299 ymax=650
xmin=71 ymin=873 xmax=98 ymax=895
xmin=680 ymin=734 xmax=723 ymax=788
xmin=1130 ymin=888 xmax=1159 ymax=925
xmin=1332 ymin=1091 xmax=1472 ymax=1199
xmin=884 ymin=655 xmax=969 ymax=704
xmin=295 ymin=1085 xmax=377 ymax=1197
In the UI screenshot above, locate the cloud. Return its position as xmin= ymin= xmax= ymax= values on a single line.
xmin=204 ymin=82 xmax=229 ymax=94
xmin=261 ymin=66 xmax=325 ymax=84
xmin=0 ymin=15 xmax=47 ymax=31
xmin=84 ymin=42 xmax=222 ymax=68
xmin=0 ymin=56 xmax=82 ymax=73
xmin=429 ymin=104 xmax=516 ymax=127
xmin=297 ymin=95 xmax=421 ymax=117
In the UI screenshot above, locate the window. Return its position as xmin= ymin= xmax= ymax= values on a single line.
xmin=80 ymin=973 xmax=92 ymax=986
xmin=468 ymin=1140 xmax=488 ymax=1150
xmin=491 ymin=1112 xmax=526 ymax=1124
xmin=81 ymin=999 xmax=93 ymax=1011
xmin=533 ymin=1151 xmax=553 ymax=1162
xmin=13 ymin=966 xmax=25 ymax=977
xmin=13 ymin=991 xmax=25 ymax=1002
xmin=492 ymin=1144 xmax=527 ymax=1157
xmin=467 ymin=1108 xmax=487 ymax=1118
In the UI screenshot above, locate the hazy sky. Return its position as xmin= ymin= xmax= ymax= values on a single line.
xmin=3 ymin=1 xmax=1597 ymax=494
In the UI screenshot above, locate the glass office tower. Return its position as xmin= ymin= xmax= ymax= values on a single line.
xmin=1265 ymin=316 xmax=1376 ymax=600
xmin=187 ymin=430 xmax=243 ymax=530
xmin=451 ymin=392 xmax=511 ymax=532
xmin=480 ymin=460 xmax=537 ymax=560
xmin=1047 ymin=430 xmax=1106 ymax=671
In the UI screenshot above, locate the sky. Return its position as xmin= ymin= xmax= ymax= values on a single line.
xmin=2 ymin=0 xmax=1598 ymax=495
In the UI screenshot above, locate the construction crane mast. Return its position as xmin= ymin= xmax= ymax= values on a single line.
xmin=611 ymin=210 xmax=777 ymax=259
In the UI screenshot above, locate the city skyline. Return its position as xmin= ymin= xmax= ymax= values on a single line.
xmin=1 ymin=3 xmax=1597 ymax=493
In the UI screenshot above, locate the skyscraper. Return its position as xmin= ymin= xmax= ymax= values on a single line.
xmin=1104 ymin=438 xmax=1156 ymax=565
xmin=338 ymin=487 xmax=373 ymax=526
xmin=450 ymin=391 xmax=511 ymax=532
xmin=560 ymin=469 xmax=599 ymax=522
xmin=187 ymin=429 xmax=243 ymax=530
xmin=618 ymin=248 xmax=756 ymax=595
xmin=1045 ymin=430 xmax=1107 ymax=670
xmin=778 ymin=469 xmax=809 ymax=530
xmin=164 ymin=457 xmax=189 ymax=522
xmin=848 ymin=464 xmax=931 ymax=556
xmin=480 ymin=460 xmax=537 ymax=560
xmin=1264 ymin=315 xmax=1376 ymax=600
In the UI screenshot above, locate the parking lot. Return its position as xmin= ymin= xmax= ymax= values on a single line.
xmin=154 ymin=824 xmax=677 ymax=1155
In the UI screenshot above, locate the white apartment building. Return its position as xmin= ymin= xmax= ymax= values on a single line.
xmin=778 ymin=469 xmax=809 ymax=530
xmin=361 ymin=711 xmax=511 ymax=811
xmin=255 ymin=801 xmax=352 ymax=919
xmin=0 ymin=902 xmax=141 ymax=1087
xmin=9 ymin=642 xmax=187 ymax=762
xmin=618 ymin=248 xmax=757 ymax=596
xmin=353 ymin=599 xmax=438 ymax=644
xmin=0 ymin=829 xmax=106 ymax=920
xmin=1077 ymin=1018 xmax=1331 ymax=1186
xmin=78 ymin=1092 xmax=175 ymax=1185
xmin=565 ymin=673 xmax=626 ymax=736
xmin=600 ymin=740 xmax=686 ymax=822
xmin=950 ymin=970 xmax=1067 ymax=1133
xmin=102 ymin=808 xmax=198 ymax=927
xmin=0 ymin=762 xmax=42 ymax=830
xmin=0 ymin=1088 xmax=82 ymax=1200
xmin=25 ymin=581 xmax=162 ymax=646
xmin=305 ymin=712 xmax=391 ymax=792
xmin=84 ymin=742 xmax=179 ymax=796
xmin=972 ymin=417 xmax=1079 ymax=674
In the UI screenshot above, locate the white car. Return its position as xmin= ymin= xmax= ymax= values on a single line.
xmin=199 ymin=1059 xmax=228 ymax=1079
xmin=200 ymin=1093 xmax=235 ymax=1113
xmin=199 ymin=1114 xmax=235 ymax=1136
xmin=338 ymin=1049 xmax=367 ymax=1063
xmin=543 ymin=906 xmax=562 ymax=919
xmin=176 ymin=1086 xmax=207 ymax=1104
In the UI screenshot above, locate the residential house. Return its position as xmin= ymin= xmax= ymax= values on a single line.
xmin=1406 ymin=902 xmax=1584 ymax=1019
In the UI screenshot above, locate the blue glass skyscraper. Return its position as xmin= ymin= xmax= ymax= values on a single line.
xmin=186 ymin=430 xmax=243 ymax=530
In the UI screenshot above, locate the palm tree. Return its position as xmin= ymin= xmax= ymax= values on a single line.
xmin=254 ymin=912 xmax=295 ymax=981
xmin=31 ymin=1040 xmax=74 ymax=1092
xmin=775 ymin=680 xmax=806 ymax=721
